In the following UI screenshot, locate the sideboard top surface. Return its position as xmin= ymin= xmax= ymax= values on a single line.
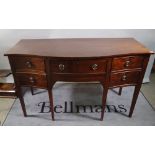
xmin=5 ymin=38 xmax=152 ymax=57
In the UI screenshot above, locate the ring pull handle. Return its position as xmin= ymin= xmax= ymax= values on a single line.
xmin=29 ymin=77 xmax=35 ymax=83
xmin=92 ymin=64 xmax=98 ymax=70
xmin=25 ymin=61 xmax=32 ymax=68
xmin=124 ymin=60 xmax=130 ymax=67
xmin=59 ymin=64 xmax=65 ymax=71
xmin=122 ymin=74 xmax=127 ymax=81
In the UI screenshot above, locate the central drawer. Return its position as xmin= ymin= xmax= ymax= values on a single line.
xmin=50 ymin=59 xmax=107 ymax=74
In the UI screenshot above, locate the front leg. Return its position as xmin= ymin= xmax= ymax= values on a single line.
xmin=17 ymin=86 xmax=27 ymax=117
xmin=100 ymin=83 xmax=109 ymax=121
xmin=129 ymin=84 xmax=141 ymax=117
xmin=47 ymin=83 xmax=55 ymax=121
xmin=118 ymin=87 xmax=123 ymax=96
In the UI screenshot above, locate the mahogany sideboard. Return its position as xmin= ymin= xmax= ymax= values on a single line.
xmin=4 ymin=38 xmax=153 ymax=121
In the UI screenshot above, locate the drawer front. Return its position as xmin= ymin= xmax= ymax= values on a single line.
xmin=112 ymin=56 xmax=143 ymax=71
xmin=110 ymin=71 xmax=141 ymax=87
xmin=12 ymin=56 xmax=45 ymax=72
xmin=16 ymin=73 xmax=47 ymax=88
xmin=50 ymin=60 xmax=73 ymax=73
xmin=50 ymin=59 xmax=107 ymax=73
xmin=51 ymin=73 xmax=106 ymax=83
xmin=76 ymin=59 xmax=107 ymax=73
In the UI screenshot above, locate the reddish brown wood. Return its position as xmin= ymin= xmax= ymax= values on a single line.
xmin=101 ymin=84 xmax=109 ymax=121
xmin=17 ymin=86 xmax=27 ymax=117
xmin=7 ymin=57 xmax=27 ymax=116
xmin=45 ymin=58 xmax=56 ymax=120
xmin=51 ymin=73 xmax=106 ymax=83
xmin=50 ymin=59 xmax=107 ymax=74
xmin=10 ymin=56 xmax=45 ymax=73
xmin=48 ymin=87 xmax=55 ymax=121
xmin=109 ymin=70 xmax=141 ymax=87
xmin=129 ymin=56 xmax=150 ymax=117
xmin=112 ymin=56 xmax=144 ymax=71
xmin=15 ymin=73 xmax=47 ymax=88
xmin=5 ymin=38 xmax=152 ymax=121
xmin=5 ymin=38 xmax=151 ymax=57
xmin=100 ymin=58 xmax=112 ymax=121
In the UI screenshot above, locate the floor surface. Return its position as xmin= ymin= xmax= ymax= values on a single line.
xmin=0 ymin=73 xmax=155 ymax=126
xmin=0 ymin=98 xmax=15 ymax=125
xmin=141 ymin=72 xmax=155 ymax=109
xmin=3 ymin=85 xmax=155 ymax=126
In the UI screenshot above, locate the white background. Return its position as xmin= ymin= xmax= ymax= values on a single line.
xmin=0 ymin=0 xmax=154 ymax=155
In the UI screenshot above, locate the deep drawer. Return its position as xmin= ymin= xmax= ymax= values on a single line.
xmin=109 ymin=71 xmax=141 ymax=87
xmin=16 ymin=73 xmax=47 ymax=88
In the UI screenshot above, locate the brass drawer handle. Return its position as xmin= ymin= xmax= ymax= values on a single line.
xmin=59 ymin=64 xmax=65 ymax=71
xmin=124 ymin=60 xmax=130 ymax=67
xmin=29 ymin=77 xmax=35 ymax=83
xmin=25 ymin=61 xmax=32 ymax=68
xmin=122 ymin=74 xmax=127 ymax=81
xmin=92 ymin=64 xmax=98 ymax=70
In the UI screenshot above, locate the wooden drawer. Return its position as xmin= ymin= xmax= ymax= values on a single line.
xmin=76 ymin=59 xmax=107 ymax=73
xmin=109 ymin=71 xmax=141 ymax=87
xmin=50 ymin=59 xmax=107 ymax=73
xmin=11 ymin=56 xmax=45 ymax=73
xmin=16 ymin=73 xmax=47 ymax=88
xmin=112 ymin=56 xmax=144 ymax=71
xmin=50 ymin=60 xmax=73 ymax=73
xmin=52 ymin=73 xmax=106 ymax=83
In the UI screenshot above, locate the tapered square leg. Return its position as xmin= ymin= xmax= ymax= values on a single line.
xmin=118 ymin=87 xmax=122 ymax=96
xmin=48 ymin=88 xmax=55 ymax=121
xmin=17 ymin=87 xmax=27 ymax=117
xmin=129 ymin=85 xmax=141 ymax=117
xmin=101 ymin=85 xmax=109 ymax=121
xmin=30 ymin=87 xmax=35 ymax=95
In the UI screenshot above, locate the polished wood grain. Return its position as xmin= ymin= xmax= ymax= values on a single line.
xmin=15 ymin=73 xmax=47 ymax=88
xmin=109 ymin=70 xmax=141 ymax=87
xmin=129 ymin=56 xmax=150 ymax=117
xmin=5 ymin=38 xmax=152 ymax=57
xmin=50 ymin=58 xmax=107 ymax=73
xmin=11 ymin=56 xmax=45 ymax=73
xmin=112 ymin=56 xmax=143 ymax=71
xmin=5 ymin=38 xmax=152 ymax=121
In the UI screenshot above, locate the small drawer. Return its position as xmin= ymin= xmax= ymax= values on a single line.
xmin=76 ymin=59 xmax=107 ymax=73
xmin=112 ymin=56 xmax=143 ymax=71
xmin=16 ymin=73 xmax=47 ymax=88
xmin=50 ymin=60 xmax=73 ymax=73
xmin=109 ymin=71 xmax=141 ymax=87
xmin=11 ymin=56 xmax=45 ymax=73
xmin=50 ymin=59 xmax=107 ymax=74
